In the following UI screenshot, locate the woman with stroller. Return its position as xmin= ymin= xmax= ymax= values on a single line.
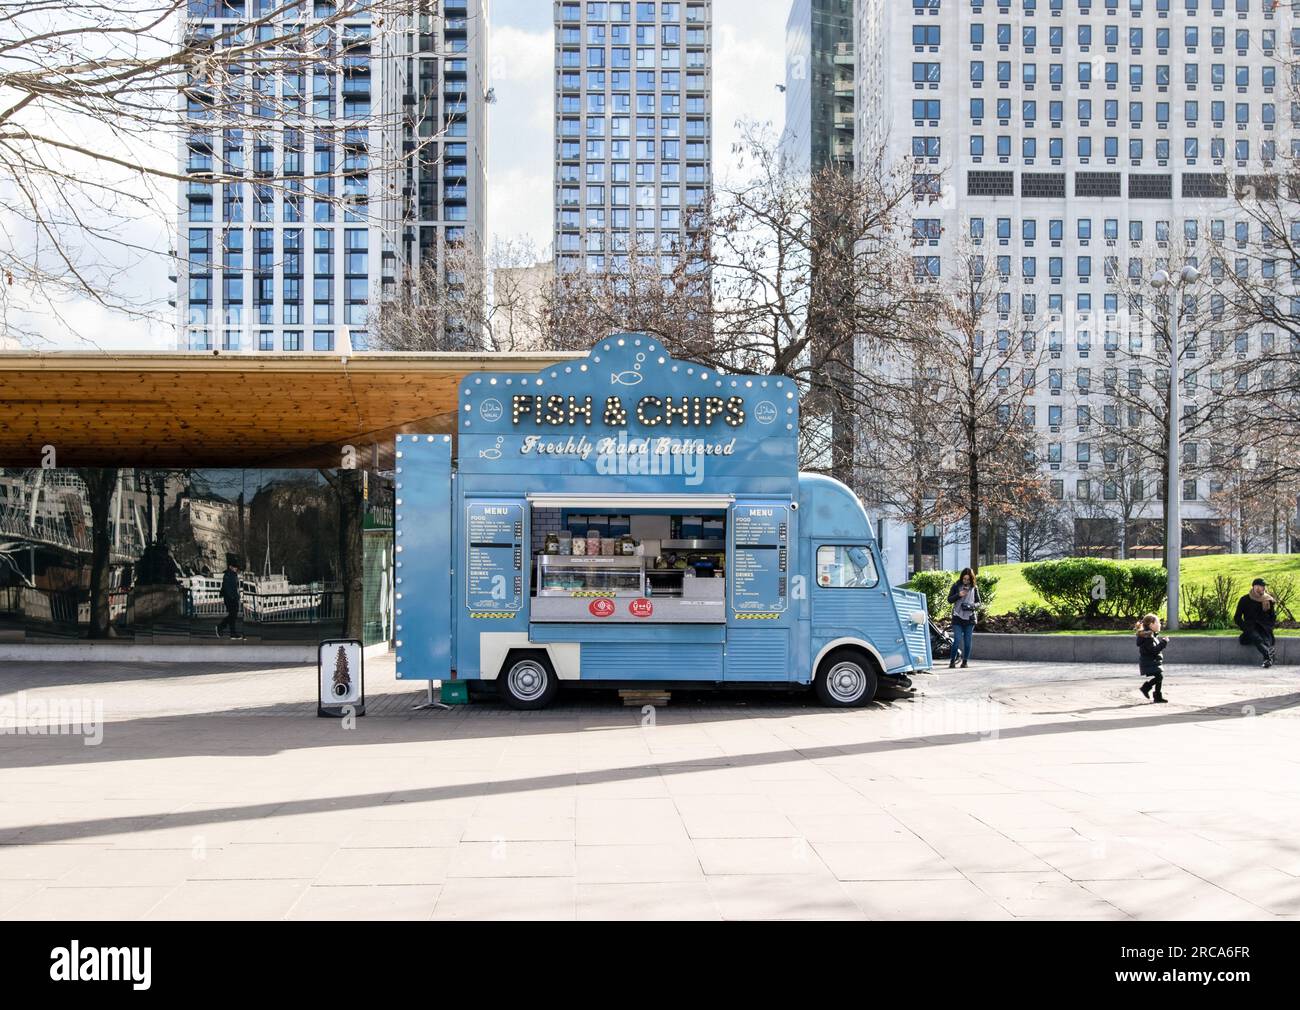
xmin=947 ymin=567 xmax=980 ymax=669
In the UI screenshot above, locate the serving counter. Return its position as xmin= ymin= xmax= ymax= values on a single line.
xmin=531 ymin=554 xmax=726 ymax=623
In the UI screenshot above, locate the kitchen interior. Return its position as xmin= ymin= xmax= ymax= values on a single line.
xmin=531 ymin=509 xmax=727 ymax=611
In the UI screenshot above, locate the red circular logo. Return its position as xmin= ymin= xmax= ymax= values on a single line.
xmin=588 ymin=598 xmax=615 ymax=618
xmin=628 ymin=598 xmax=654 ymax=618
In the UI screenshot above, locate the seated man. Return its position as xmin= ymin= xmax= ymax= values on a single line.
xmin=1234 ymin=578 xmax=1277 ymax=669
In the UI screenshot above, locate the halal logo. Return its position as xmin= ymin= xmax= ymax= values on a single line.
xmin=754 ymin=400 xmax=778 ymax=425
xmin=480 ymin=398 xmax=504 ymax=422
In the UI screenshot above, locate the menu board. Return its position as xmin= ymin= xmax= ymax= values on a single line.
xmin=731 ymin=504 xmax=789 ymax=614
xmin=465 ymin=502 xmax=524 ymax=612
xmin=467 ymin=504 xmax=522 ymax=545
xmin=733 ymin=508 xmax=786 ymax=547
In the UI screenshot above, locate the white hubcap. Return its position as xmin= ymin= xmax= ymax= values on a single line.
xmin=509 ymin=662 xmax=547 ymax=701
xmin=827 ymin=662 xmax=866 ymax=703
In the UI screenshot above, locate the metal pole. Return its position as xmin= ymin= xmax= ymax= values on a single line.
xmin=1167 ymin=315 xmax=1181 ymax=630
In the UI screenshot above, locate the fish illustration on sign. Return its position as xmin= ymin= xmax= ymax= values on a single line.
xmin=611 ymin=370 xmax=643 ymax=386
xmin=479 ymin=436 xmax=505 ymax=461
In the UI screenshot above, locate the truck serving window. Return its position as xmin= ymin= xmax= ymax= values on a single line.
xmin=816 ymin=545 xmax=879 ymax=589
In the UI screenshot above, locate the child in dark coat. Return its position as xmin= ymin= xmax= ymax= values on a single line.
xmin=1135 ymin=613 xmax=1168 ymax=704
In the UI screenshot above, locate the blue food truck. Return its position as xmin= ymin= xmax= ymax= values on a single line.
xmin=394 ymin=335 xmax=931 ymax=708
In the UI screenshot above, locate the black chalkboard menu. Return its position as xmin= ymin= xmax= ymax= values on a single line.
xmin=731 ymin=504 xmax=789 ymax=614
xmin=465 ymin=501 xmax=525 ymax=612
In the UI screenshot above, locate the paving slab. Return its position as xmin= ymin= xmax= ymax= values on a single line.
xmin=2 ymin=655 xmax=1297 ymax=919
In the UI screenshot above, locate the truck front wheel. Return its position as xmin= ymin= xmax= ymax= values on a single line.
xmin=814 ymin=650 xmax=878 ymax=708
xmin=498 ymin=651 xmax=559 ymax=710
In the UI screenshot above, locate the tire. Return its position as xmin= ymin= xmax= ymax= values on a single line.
xmin=813 ymin=649 xmax=878 ymax=708
xmin=497 ymin=651 xmax=559 ymax=710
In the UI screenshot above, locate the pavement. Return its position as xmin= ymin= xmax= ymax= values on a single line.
xmin=0 ymin=654 xmax=1298 ymax=921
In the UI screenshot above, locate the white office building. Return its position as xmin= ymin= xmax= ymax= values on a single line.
xmin=553 ymin=0 xmax=713 ymax=276
xmin=855 ymin=0 xmax=1295 ymax=580
xmin=175 ymin=0 xmax=487 ymax=354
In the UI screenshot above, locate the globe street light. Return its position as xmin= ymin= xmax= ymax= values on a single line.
xmin=1150 ymin=263 xmax=1201 ymax=631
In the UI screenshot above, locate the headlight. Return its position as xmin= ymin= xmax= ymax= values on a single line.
xmin=910 ymin=611 xmax=927 ymax=626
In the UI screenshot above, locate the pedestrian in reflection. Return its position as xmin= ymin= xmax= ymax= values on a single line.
xmin=216 ymin=557 xmax=244 ymax=641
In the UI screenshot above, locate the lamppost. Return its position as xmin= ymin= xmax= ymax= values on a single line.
xmin=1150 ymin=264 xmax=1201 ymax=631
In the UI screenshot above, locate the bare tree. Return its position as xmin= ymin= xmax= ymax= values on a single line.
xmin=1215 ymin=81 xmax=1300 ymax=497
xmin=1085 ymin=445 xmax=1152 ymax=560
xmin=371 ymin=237 xmax=548 ymax=352
xmin=1209 ymin=447 xmax=1300 ymax=554
xmin=857 ymin=356 xmax=960 ymax=577
xmin=0 ymin=2 xmax=454 ymax=345
xmin=1006 ymin=500 xmax=1074 ymax=564
xmin=1096 ymin=239 xmax=1265 ymax=565
xmin=75 ymin=468 xmax=119 ymax=637
xmin=318 ymin=466 xmax=362 ymax=640
xmin=646 ymin=122 xmax=938 ymax=478
xmin=924 ymin=240 xmax=1051 ymax=570
xmin=540 ymin=236 xmax=713 ymax=355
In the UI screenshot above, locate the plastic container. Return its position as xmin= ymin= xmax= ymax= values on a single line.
xmin=572 ymin=537 xmax=587 ymax=556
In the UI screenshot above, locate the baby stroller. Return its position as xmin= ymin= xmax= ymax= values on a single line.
xmin=928 ymin=618 xmax=953 ymax=662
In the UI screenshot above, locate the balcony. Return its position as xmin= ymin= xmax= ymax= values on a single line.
xmin=834 ymin=43 xmax=855 ymax=67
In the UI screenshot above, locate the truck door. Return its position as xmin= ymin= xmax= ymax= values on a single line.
xmin=810 ymin=543 xmax=913 ymax=674
xmin=394 ymin=435 xmax=454 ymax=681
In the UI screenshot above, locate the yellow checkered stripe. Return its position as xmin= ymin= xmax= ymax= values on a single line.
xmin=734 ymin=612 xmax=781 ymax=620
xmin=568 ymin=591 xmax=618 ymax=598
xmin=469 ymin=612 xmax=517 ymax=619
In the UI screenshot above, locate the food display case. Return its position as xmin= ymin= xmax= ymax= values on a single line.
xmin=530 ymin=546 xmax=727 ymax=624
xmin=536 ymin=555 xmax=644 ymax=597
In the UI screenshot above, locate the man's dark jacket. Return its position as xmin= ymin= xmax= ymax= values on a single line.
xmin=221 ymin=570 xmax=240 ymax=608
xmin=1234 ymin=594 xmax=1276 ymax=635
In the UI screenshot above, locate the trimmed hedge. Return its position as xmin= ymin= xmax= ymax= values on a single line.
xmin=905 ymin=570 xmax=1000 ymax=622
xmin=1021 ymin=559 xmax=1166 ymax=621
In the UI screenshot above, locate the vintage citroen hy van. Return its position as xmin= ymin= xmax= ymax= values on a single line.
xmin=393 ymin=335 xmax=931 ymax=708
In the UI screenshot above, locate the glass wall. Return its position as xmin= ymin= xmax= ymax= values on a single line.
xmin=0 ymin=468 xmax=393 ymax=644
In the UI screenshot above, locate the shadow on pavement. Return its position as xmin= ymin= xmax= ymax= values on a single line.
xmin=2 ymin=687 xmax=1298 ymax=845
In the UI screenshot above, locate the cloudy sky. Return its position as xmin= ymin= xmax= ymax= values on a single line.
xmin=23 ymin=0 xmax=788 ymax=350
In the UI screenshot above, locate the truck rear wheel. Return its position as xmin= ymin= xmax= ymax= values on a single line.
xmin=814 ymin=649 xmax=878 ymax=708
xmin=498 ymin=651 xmax=559 ymax=710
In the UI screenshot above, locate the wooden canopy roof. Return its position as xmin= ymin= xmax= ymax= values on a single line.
xmin=0 ymin=350 xmax=581 ymax=469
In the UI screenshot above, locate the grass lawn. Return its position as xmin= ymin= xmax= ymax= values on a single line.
xmin=978 ymin=554 xmax=1300 ymax=617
